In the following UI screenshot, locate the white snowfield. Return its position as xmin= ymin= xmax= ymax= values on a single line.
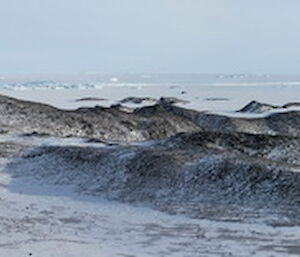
xmin=1 ymin=77 xmax=300 ymax=114
xmin=0 ymin=137 xmax=299 ymax=257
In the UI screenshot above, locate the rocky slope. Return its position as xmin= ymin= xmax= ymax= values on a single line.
xmin=0 ymin=95 xmax=199 ymax=142
xmin=3 ymin=130 xmax=300 ymax=225
xmin=2 ymin=95 xmax=300 ymax=223
xmin=3 ymin=94 xmax=300 ymax=142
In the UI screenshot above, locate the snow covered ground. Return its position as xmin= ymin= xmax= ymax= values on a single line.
xmin=1 ymin=81 xmax=300 ymax=113
xmin=0 ymin=136 xmax=299 ymax=257
xmin=1 ymin=155 xmax=300 ymax=257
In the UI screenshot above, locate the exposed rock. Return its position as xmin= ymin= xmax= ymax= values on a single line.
xmin=0 ymin=94 xmax=199 ymax=143
xmin=119 ymin=96 xmax=156 ymax=104
xmin=22 ymin=131 xmax=51 ymax=137
xmin=239 ymin=101 xmax=300 ymax=113
xmin=109 ymin=104 xmax=135 ymax=113
xmin=75 ymin=97 xmax=107 ymax=102
xmin=3 ymin=94 xmax=300 ymax=143
xmin=3 ymin=94 xmax=300 ymax=223
xmin=157 ymin=97 xmax=190 ymax=105
xmin=204 ymin=97 xmax=229 ymax=101
xmin=238 ymin=100 xmax=279 ymax=113
xmin=282 ymin=102 xmax=300 ymax=109
xmin=5 ymin=130 xmax=300 ymax=224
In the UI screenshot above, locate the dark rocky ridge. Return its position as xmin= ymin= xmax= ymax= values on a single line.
xmin=119 ymin=96 xmax=156 ymax=104
xmin=2 ymin=95 xmax=300 ymax=141
xmin=5 ymin=130 xmax=300 ymax=225
xmin=117 ymin=96 xmax=189 ymax=105
xmin=135 ymin=102 xmax=300 ymax=137
xmin=238 ymin=100 xmax=278 ymax=113
xmin=2 ymin=95 xmax=300 ymax=223
xmin=75 ymin=97 xmax=107 ymax=102
xmin=0 ymin=94 xmax=199 ymax=143
xmin=238 ymin=100 xmax=300 ymax=113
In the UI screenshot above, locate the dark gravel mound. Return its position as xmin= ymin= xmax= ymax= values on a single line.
xmin=0 ymin=95 xmax=199 ymax=143
xmin=238 ymin=100 xmax=279 ymax=113
xmin=157 ymin=97 xmax=189 ymax=105
xmin=6 ymin=130 xmax=300 ymax=224
xmin=75 ymin=97 xmax=107 ymax=102
xmin=3 ymin=94 xmax=300 ymax=142
xmin=119 ymin=96 xmax=156 ymax=104
xmin=4 ymin=95 xmax=300 ymax=225
xmin=282 ymin=102 xmax=300 ymax=108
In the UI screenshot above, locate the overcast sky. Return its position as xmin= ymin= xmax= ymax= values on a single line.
xmin=1 ymin=0 xmax=300 ymax=74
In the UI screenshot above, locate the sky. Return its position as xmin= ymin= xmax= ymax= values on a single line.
xmin=1 ymin=0 xmax=300 ymax=74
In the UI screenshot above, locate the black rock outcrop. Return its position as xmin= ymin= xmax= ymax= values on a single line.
xmin=238 ymin=100 xmax=279 ymax=113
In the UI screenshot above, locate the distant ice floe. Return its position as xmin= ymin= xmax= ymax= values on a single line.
xmin=215 ymin=73 xmax=271 ymax=79
xmin=2 ymin=80 xmax=300 ymax=91
xmin=0 ymin=81 xmax=91 ymax=90
xmin=211 ymin=81 xmax=300 ymax=87
xmin=110 ymin=77 xmax=119 ymax=82
xmin=0 ymin=80 xmax=162 ymax=91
